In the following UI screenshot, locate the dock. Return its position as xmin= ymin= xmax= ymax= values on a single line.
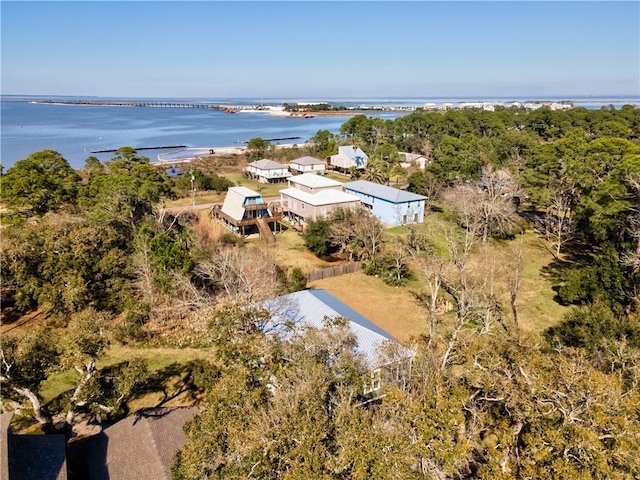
xmin=90 ymin=145 xmax=187 ymax=153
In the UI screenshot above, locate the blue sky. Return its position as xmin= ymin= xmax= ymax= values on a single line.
xmin=1 ymin=1 xmax=639 ymax=98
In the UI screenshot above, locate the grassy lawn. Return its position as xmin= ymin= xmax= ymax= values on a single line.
xmin=247 ymin=227 xmax=337 ymax=272
xmin=39 ymin=346 xmax=217 ymax=410
xmin=221 ymin=172 xmax=286 ymax=198
xmin=325 ymin=171 xmax=352 ymax=183
xmin=309 ymin=272 xmax=429 ymax=343
xmin=322 ymin=213 xmax=569 ymax=340
xmin=165 ymin=192 xmax=225 ymax=207
xmin=495 ymin=232 xmax=570 ymax=333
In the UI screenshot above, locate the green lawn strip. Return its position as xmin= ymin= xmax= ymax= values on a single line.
xmin=221 ymin=172 xmax=286 ymax=197
xmin=359 ymin=219 xmax=568 ymax=335
xmin=39 ymin=345 xmax=217 ymax=406
xmin=505 ymin=232 xmax=570 ymax=333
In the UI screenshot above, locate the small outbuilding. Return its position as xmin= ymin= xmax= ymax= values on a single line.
xmin=343 ymin=180 xmax=427 ymax=226
xmin=1 ymin=412 xmax=68 ymax=480
xmin=399 ymin=152 xmax=429 ymax=170
xmin=246 ymin=159 xmax=290 ymax=183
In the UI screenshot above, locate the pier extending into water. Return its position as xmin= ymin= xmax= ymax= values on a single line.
xmin=1 ymin=99 xmax=236 ymax=110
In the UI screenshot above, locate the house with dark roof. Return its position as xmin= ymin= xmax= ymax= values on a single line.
xmin=289 ymin=156 xmax=326 ymax=175
xmin=1 ymin=412 xmax=68 ymax=480
xmin=329 ymin=145 xmax=368 ymax=172
xmin=76 ymin=407 xmax=199 ymax=480
xmin=246 ymin=159 xmax=290 ymax=183
xmin=343 ymin=180 xmax=427 ymax=226
xmin=279 ymin=173 xmax=360 ymax=227
xmin=212 ymin=186 xmax=283 ymax=242
xmin=261 ymin=289 xmax=414 ymax=399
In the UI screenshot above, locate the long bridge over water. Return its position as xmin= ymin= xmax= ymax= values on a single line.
xmin=0 ymin=98 xmax=248 ymax=110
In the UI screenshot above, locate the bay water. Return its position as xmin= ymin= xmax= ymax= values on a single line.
xmin=2 ymin=96 xmax=638 ymax=170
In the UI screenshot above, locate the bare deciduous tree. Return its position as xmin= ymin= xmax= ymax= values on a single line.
xmin=195 ymin=247 xmax=280 ymax=306
xmin=452 ymin=166 xmax=521 ymax=243
xmin=543 ymin=178 xmax=577 ymax=259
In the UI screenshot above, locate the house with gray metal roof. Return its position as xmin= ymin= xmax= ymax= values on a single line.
xmin=261 ymin=289 xmax=414 ymax=399
xmin=279 ymin=173 xmax=360 ymax=227
xmin=246 ymin=159 xmax=290 ymax=183
xmin=329 ymin=145 xmax=368 ymax=172
xmin=343 ymin=180 xmax=427 ymax=226
xmin=289 ymin=156 xmax=326 ymax=175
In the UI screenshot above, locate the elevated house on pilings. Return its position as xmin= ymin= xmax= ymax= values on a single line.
xmin=245 ymin=159 xmax=290 ymax=184
xmin=212 ymin=186 xmax=283 ymax=244
xmin=328 ymin=145 xmax=368 ymax=174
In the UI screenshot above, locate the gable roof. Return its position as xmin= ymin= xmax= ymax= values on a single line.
xmin=338 ymin=146 xmax=369 ymax=161
xmin=400 ymin=152 xmax=427 ymax=162
xmin=280 ymin=187 xmax=360 ymax=207
xmin=248 ymin=159 xmax=286 ymax=170
xmin=262 ymin=289 xmax=414 ymax=368
xmin=287 ymin=173 xmax=343 ymax=189
xmin=343 ymin=180 xmax=426 ymax=204
xmin=83 ymin=407 xmax=199 ymax=480
xmin=290 ymin=156 xmax=325 ymax=167
xmin=221 ymin=186 xmax=262 ymax=220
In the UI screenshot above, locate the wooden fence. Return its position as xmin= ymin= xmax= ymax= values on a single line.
xmin=306 ymin=262 xmax=362 ymax=282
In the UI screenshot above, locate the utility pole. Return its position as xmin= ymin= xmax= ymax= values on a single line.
xmin=190 ymin=167 xmax=196 ymax=207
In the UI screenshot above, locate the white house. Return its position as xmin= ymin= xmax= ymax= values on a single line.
xmin=261 ymin=289 xmax=415 ymax=398
xmin=329 ymin=145 xmax=368 ymax=172
xmin=246 ymin=159 xmax=290 ymax=183
xmin=279 ymin=173 xmax=360 ymax=226
xmin=289 ymin=156 xmax=326 ymax=175
xmin=399 ymin=152 xmax=429 ymax=170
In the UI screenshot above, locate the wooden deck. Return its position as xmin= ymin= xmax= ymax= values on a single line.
xmin=212 ymin=202 xmax=283 ymax=242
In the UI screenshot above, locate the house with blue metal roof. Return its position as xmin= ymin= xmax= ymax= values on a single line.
xmin=261 ymin=289 xmax=414 ymax=399
xmin=343 ymin=180 xmax=427 ymax=226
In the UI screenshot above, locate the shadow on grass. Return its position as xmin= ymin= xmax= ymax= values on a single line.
xmin=539 ymin=239 xmax=596 ymax=283
xmin=44 ymin=359 xmax=217 ymax=425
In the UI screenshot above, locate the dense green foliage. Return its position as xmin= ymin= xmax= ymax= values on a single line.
xmin=0 ymin=150 xmax=81 ymax=215
xmin=173 ymin=169 xmax=234 ymax=194
xmin=3 ymin=106 xmax=640 ymax=478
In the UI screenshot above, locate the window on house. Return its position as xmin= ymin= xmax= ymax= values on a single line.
xmin=363 ymin=369 xmax=382 ymax=394
xmin=301 ymin=203 xmax=305 ymax=210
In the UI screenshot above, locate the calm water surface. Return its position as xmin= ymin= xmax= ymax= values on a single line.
xmin=2 ymin=96 xmax=638 ymax=169
xmin=1 ymin=102 xmax=363 ymax=168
